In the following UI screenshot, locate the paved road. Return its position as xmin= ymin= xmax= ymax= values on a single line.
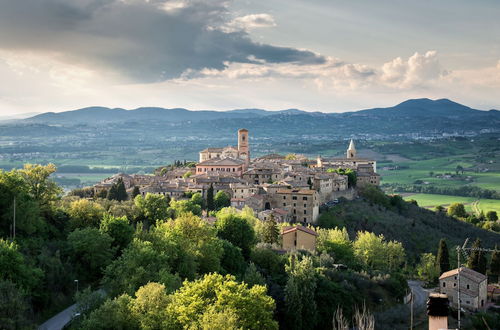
xmin=408 ymin=280 xmax=429 ymax=308
xmin=38 ymin=303 xmax=77 ymax=330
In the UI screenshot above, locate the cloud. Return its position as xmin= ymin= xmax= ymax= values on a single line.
xmin=224 ymin=14 xmax=277 ymax=32
xmin=0 ymin=0 xmax=324 ymax=82
xmin=380 ymin=51 xmax=443 ymax=88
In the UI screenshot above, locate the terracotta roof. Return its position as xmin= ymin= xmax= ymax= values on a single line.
xmin=197 ymin=157 xmax=245 ymax=166
xmin=282 ymin=225 xmax=318 ymax=237
xmin=277 ymin=189 xmax=316 ymax=195
xmin=439 ymin=267 xmax=487 ymax=283
xmin=200 ymin=147 xmax=224 ymax=153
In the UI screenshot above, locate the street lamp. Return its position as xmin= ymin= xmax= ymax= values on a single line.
xmin=74 ymin=279 xmax=79 ymax=294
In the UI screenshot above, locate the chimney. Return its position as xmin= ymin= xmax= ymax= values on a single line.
xmin=427 ymin=293 xmax=449 ymax=330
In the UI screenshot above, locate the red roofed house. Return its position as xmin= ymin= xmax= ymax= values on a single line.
xmin=281 ymin=225 xmax=318 ymax=251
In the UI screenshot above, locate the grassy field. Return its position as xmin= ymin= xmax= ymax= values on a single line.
xmin=379 ymin=154 xmax=500 ymax=191
xmin=403 ymin=193 xmax=500 ymax=215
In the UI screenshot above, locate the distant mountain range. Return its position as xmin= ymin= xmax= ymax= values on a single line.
xmin=4 ymin=98 xmax=499 ymax=139
xmin=25 ymin=106 xmax=313 ymax=124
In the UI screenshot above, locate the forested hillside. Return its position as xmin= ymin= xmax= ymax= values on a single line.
xmin=1 ymin=164 xmax=499 ymax=329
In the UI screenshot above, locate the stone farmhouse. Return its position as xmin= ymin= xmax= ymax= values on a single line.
xmin=93 ymin=129 xmax=380 ymax=225
xmin=439 ymin=267 xmax=488 ymax=311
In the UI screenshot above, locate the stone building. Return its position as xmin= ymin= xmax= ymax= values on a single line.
xmin=272 ymin=189 xmax=319 ymax=224
xmin=281 ymin=226 xmax=318 ymax=251
xmin=199 ymin=129 xmax=250 ymax=166
xmin=195 ymin=157 xmax=246 ymax=177
xmin=439 ymin=267 xmax=487 ymax=311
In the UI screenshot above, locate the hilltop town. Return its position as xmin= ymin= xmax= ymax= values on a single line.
xmin=93 ymin=129 xmax=380 ymax=224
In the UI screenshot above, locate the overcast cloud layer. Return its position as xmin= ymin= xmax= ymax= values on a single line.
xmin=0 ymin=0 xmax=498 ymax=114
xmin=0 ymin=0 xmax=324 ymax=82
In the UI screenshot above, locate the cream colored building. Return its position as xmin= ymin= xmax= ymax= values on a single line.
xmin=439 ymin=267 xmax=487 ymax=311
xmin=199 ymin=129 xmax=250 ymax=165
xmin=281 ymin=226 xmax=318 ymax=251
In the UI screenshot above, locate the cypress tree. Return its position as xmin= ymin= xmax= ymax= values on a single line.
xmin=131 ymin=186 xmax=141 ymax=199
xmin=262 ymin=214 xmax=280 ymax=245
xmin=206 ymin=184 xmax=215 ymax=212
xmin=490 ymin=245 xmax=500 ymax=281
xmin=107 ymin=178 xmax=128 ymax=201
xmin=467 ymin=238 xmax=487 ymax=275
xmin=436 ymin=239 xmax=450 ymax=274
xmin=115 ymin=178 xmax=128 ymax=201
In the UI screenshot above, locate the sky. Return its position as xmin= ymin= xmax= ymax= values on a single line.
xmin=0 ymin=0 xmax=499 ymax=115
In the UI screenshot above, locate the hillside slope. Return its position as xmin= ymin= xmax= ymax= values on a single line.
xmin=320 ymin=198 xmax=499 ymax=261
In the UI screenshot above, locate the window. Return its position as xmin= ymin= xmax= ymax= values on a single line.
xmin=292 ymin=196 xmax=297 ymax=200
xmin=443 ymin=282 xmax=446 ymax=287
xmin=304 ymin=204 xmax=307 ymax=208
xmin=454 ymin=283 xmax=457 ymax=287
xmin=304 ymin=210 xmax=307 ymax=214
xmin=283 ymin=196 xmax=286 ymax=199
xmin=293 ymin=203 xmax=296 ymax=207
xmin=466 ymin=284 xmax=470 ymax=289
xmin=283 ymin=203 xmax=286 ymax=207
xmin=303 ymin=217 xmax=307 ymax=222
xmin=303 ymin=197 xmax=308 ymax=201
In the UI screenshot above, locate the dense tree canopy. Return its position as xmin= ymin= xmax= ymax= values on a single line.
xmin=215 ymin=208 xmax=256 ymax=259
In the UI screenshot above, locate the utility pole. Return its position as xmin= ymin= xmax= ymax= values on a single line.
xmin=456 ymin=239 xmax=496 ymax=330
xmin=12 ymin=196 xmax=16 ymax=240
xmin=410 ymin=291 xmax=413 ymax=329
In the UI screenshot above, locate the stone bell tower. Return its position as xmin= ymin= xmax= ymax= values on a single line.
xmin=346 ymin=139 xmax=356 ymax=159
xmin=238 ymin=129 xmax=250 ymax=165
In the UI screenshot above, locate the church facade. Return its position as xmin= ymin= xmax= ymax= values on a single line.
xmin=197 ymin=129 xmax=250 ymax=175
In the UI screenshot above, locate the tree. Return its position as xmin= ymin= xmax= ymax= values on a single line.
xmin=490 ymin=246 xmax=500 ymax=281
xmin=436 ymin=239 xmax=450 ymax=274
xmin=79 ymin=294 xmax=137 ymax=330
xmin=206 ymin=184 xmax=215 ymax=211
xmin=434 ymin=205 xmax=445 ymax=214
xmin=134 ymin=193 xmax=170 ymax=223
xmin=0 ymin=239 xmax=42 ymax=293
xmin=99 ymin=214 xmax=134 ymax=252
xmin=327 ymin=168 xmax=357 ymax=188
xmin=486 ymin=211 xmax=498 ymax=222
xmin=284 ymin=256 xmax=317 ymax=330
xmin=0 ymin=280 xmax=32 ymax=330
xmin=316 ymin=227 xmax=354 ymax=266
xmin=156 ymin=213 xmax=223 ymax=275
xmin=456 ymin=165 xmax=464 ymax=175
xmin=0 ymin=170 xmax=44 ymax=238
xmin=214 ymin=191 xmax=231 ymax=210
xmin=107 ymin=178 xmax=128 ymax=201
xmin=353 ymin=231 xmax=405 ymax=272
xmin=220 ymin=240 xmax=246 ymax=277
xmin=19 ymin=163 xmax=62 ymax=210
xmin=102 ymin=239 xmax=180 ymax=297
xmin=243 ymin=262 xmax=266 ymax=287
xmin=168 ymin=199 xmax=202 ymax=218
xmin=447 ymin=203 xmax=467 ymax=218
xmin=131 ymin=186 xmax=141 ymax=199
xmin=307 ymin=177 xmax=313 ymax=190
xmin=167 ymin=273 xmax=277 ymax=329
xmin=190 ymin=192 xmax=203 ymax=207
xmin=467 ymin=238 xmax=487 ymax=275
xmin=416 ymin=253 xmax=440 ymax=285
xmin=261 ymin=214 xmax=279 ymax=245
xmin=67 ymin=228 xmax=115 ymax=282
xmin=67 ymin=199 xmax=105 ymax=229
xmin=216 ymin=210 xmax=256 ymax=258
xmin=130 ymin=283 xmax=170 ymax=329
